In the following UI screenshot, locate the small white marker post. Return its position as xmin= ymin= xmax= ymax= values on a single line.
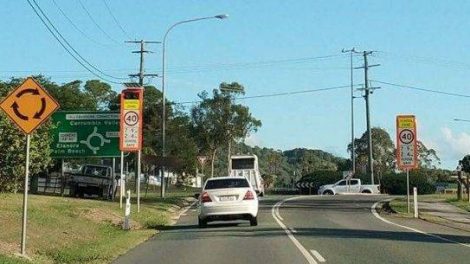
xmin=124 ymin=190 xmax=131 ymax=230
xmin=413 ymin=187 xmax=418 ymax=218
xmin=20 ymin=134 xmax=31 ymax=256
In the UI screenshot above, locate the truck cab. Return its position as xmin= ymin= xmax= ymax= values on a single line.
xmin=68 ymin=164 xmax=116 ymax=198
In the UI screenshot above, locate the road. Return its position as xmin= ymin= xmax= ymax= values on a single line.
xmin=114 ymin=195 xmax=470 ymax=264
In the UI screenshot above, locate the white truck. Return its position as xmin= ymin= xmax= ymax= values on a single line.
xmin=317 ymin=178 xmax=380 ymax=195
xmin=229 ymin=155 xmax=265 ymax=196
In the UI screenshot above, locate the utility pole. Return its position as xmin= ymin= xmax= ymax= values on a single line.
xmin=126 ymin=40 xmax=160 ymax=210
xmin=354 ymin=50 xmax=380 ymax=185
xmin=342 ymin=48 xmax=356 ymax=176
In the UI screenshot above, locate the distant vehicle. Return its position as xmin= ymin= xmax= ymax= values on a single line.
xmin=67 ymin=164 xmax=118 ymax=198
xmin=317 ymin=178 xmax=380 ymax=195
xmin=229 ymin=155 xmax=265 ymax=196
xmin=197 ymin=176 xmax=259 ymax=228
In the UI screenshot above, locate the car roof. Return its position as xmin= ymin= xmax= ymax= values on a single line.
xmin=206 ymin=176 xmax=247 ymax=181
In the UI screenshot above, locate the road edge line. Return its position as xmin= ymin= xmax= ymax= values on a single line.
xmin=371 ymin=199 xmax=470 ymax=249
xmin=272 ymin=196 xmax=318 ymax=264
xmin=309 ymin=250 xmax=326 ymax=262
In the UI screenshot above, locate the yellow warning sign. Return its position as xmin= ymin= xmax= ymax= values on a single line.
xmin=123 ymin=99 xmax=140 ymax=110
xmin=0 ymin=77 xmax=60 ymax=134
xmin=397 ymin=116 xmax=415 ymax=129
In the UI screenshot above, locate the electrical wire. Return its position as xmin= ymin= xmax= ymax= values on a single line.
xmin=163 ymin=54 xmax=347 ymax=74
xmin=26 ymin=0 xmax=122 ymax=84
xmin=78 ymin=0 xmax=121 ymax=44
xmin=101 ymin=0 xmax=133 ymax=39
xmin=377 ymin=51 xmax=470 ymax=71
xmin=29 ymin=0 xmax=127 ymax=82
xmin=373 ymin=80 xmax=470 ymax=98
xmin=52 ymin=0 xmax=112 ymax=47
xmin=175 ymin=84 xmax=353 ymax=105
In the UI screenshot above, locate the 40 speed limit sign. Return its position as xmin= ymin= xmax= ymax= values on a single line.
xmin=396 ymin=115 xmax=418 ymax=169
xmin=120 ymin=88 xmax=143 ymax=152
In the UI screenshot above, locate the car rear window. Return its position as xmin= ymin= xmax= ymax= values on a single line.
xmin=205 ymin=178 xmax=250 ymax=189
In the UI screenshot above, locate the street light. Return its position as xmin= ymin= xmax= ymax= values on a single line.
xmin=160 ymin=14 xmax=228 ymax=198
xmin=454 ymin=118 xmax=470 ymax=122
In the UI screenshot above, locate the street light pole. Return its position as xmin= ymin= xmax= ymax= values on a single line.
xmin=160 ymin=14 xmax=228 ymax=198
xmin=342 ymin=48 xmax=356 ymax=176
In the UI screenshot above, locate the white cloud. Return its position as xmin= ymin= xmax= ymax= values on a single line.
xmin=439 ymin=127 xmax=470 ymax=160
xmin=244 ymin=134 xmax=264 ymax=147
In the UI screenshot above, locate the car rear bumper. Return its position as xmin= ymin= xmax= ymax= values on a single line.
xmin=199 ymin=202 xmax=258 ymax=220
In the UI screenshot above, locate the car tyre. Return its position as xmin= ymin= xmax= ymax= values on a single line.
xmin=198 ymin=218 xmax=207 ymax=228
xmin=322 ymin=190 xmax=334 ymax=195
xmin=250 ymin=216 xmax=258 ymax=226
xmin=361 ymin=190 xmax=372 ymax=194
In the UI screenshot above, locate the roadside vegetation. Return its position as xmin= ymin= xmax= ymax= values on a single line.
xmin=389 ymin=194 xmax=470 ymax=216
xmin=0 ymin=188 xmax=196 ymax=264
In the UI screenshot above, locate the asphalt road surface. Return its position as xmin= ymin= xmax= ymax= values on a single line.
xmin=114 ymin=195 xmax=470 ymax=264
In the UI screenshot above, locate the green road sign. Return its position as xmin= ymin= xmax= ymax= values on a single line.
xmin=51 ymin=111 xmax=120 ymax=158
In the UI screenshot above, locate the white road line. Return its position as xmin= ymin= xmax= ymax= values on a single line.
xmin=272 ymin=196 xmax=318 ymax=264
xmin=275 ymin=206 xmax=284 ymax=221
xmin=371 ymin=199 xmax=470 ymax=249
xmin=310 ymin=250 xmax=326 ymax=262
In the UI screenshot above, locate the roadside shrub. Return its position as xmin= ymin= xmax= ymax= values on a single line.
xmin=381 ymin=170 xmax=435 ymax=195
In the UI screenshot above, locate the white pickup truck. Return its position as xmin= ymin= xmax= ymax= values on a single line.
xmin=317 ymin=178 xmax=380 ymax=195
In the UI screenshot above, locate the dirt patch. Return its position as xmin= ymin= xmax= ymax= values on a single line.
xmin=81 ymin=208 xmax=142 ymax=229
xmin=0 ymin=241 xmax=19 ymax=255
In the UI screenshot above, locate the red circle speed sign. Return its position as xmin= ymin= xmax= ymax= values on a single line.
xmin=399 ymin=129 xmax=414 ymax=144
xmin=124 ymin=111 xmax=139 ymax=126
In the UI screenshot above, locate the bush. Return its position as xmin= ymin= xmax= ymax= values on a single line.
xmin=381 ymin=170 xmax=436 ymax=195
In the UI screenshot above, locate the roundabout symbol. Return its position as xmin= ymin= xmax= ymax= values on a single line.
xmin=399 ymin=129 xmax=414 ymax=144
xmin=80 ymin=126 xmax=111 ymax=154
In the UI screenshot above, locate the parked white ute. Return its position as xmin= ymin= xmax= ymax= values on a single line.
xmin=198 ymin=176 xmax=259 ymax=228
xmin=318 ymin=178 xmax=380 ymax=195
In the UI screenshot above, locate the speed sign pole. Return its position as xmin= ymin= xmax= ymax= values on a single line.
xmin=396 ymin=115 xmax=418 ymax=214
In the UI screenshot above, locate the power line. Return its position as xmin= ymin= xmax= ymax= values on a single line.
xmin=378 ymin=51 xmax=470 ymax=71
xmin=373 ymin=80 xmax=470 ymax=98
xmin=102 ymin=0 xmax=133 ymax=39
xmin=52 ymin=0 xmax=111 ymax=47
xmin=163 ymin=54 xmax=348 ymax=74
xmin=174 ymin=84 xmax=353 ymax=105
xmin=78 ymin=0 xmax=121 ymax=44
xmin=28 ymin=0 xmax=127 ymax=82
xmin=26 ymin=0 xmax=121 ymax=84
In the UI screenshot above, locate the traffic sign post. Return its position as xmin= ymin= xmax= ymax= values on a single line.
xmin=396 ymin=115 xmax=418 ymax=214
xmin=120 ymin=88 xmax=144 ymax=212
xmin=0 ymin=77 xmax=60 ymax=256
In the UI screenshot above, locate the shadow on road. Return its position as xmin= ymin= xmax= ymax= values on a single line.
xmin=159 ymin=224 xmax=470 ymax=245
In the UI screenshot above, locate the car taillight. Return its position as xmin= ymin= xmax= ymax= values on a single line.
xmin=244 ymin=190 xmax=255 ymax=200
xmin=201 ymin=192 xmax=212 ymax=203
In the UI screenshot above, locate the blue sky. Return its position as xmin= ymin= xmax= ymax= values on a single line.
xmin=2 ymin=0 xmax=470 ymax=169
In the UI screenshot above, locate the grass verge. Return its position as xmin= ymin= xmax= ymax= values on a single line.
xmin=0 ymin=186 xmax=197 ymax=263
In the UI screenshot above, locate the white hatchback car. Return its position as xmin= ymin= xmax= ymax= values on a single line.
xmin=198 ymin=176 xmax=259 ymax=228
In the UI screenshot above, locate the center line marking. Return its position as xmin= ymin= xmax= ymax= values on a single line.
xmin=310 ymin=250 xmax=326 ymax=262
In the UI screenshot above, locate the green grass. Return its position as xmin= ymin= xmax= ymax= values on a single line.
xmin=447 ymin=198 xmax=470 ymax=212
xmin=388 ymin=193 xmax=470 ymax=216
xmin=0 ymin=186 xmax=196 ymax=263
xmin=0 ymin=255 xmax=30 ymax=264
